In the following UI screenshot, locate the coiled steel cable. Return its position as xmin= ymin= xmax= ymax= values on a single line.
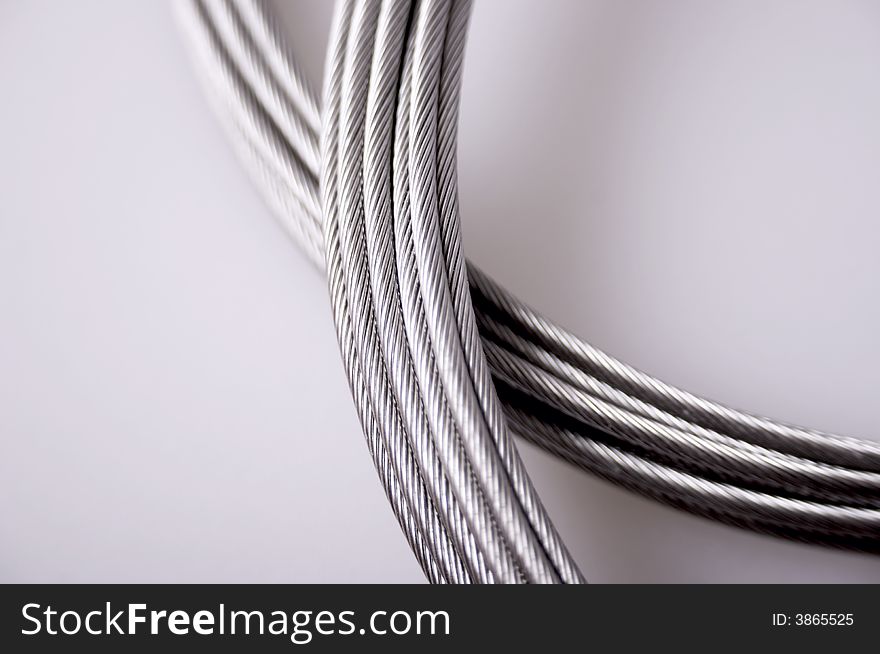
xmin=324 ymin=0 xmax=583 ymax=582
xmin=174 ymin=0 xmax=880 ymax=578
xmin=322 ymin=0 xmax=479 ymax=582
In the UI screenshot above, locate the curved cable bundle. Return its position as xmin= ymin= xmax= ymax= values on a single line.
xmin=175 ymin=0 xmax=880 ymax=582
xmin=322 ymin=0 xmax=583 ymax=582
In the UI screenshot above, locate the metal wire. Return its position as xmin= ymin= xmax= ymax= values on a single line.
xmin=174 ymin=0 xmax=880 ymax=581
xmin=323 ymin=0 xmax=582 ymax=582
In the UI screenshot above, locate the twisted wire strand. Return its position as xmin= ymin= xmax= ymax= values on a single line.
xmin=320 ymin=0 xmax=471 ymax=583
xmin=362 ymin=0 xmax=497 ymax=583
xmin=400 ymin=0 xmax=582 ymax=582
xmin=436 ymin=0 xmax=585 ymax=582
xmin=328 ymin=0 xmax=581 ymax=582
xmin=174 ymin=0 xmax=880 ymax=576
xmin=467 ymin=266 xmax=880 ymax=472
xmin=482 ymin=339 xmax=880 ymax=508
xmin=386 ymin=0 xmax=528 ymax=583
xmin=503 ymin=402 xmax=880 ymax=550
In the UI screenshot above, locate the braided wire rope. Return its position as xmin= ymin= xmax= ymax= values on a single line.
xmin=175 ymin=0 xmax=880 ymax=581
xmin=324 ymin=0 xmax=583 ymax=582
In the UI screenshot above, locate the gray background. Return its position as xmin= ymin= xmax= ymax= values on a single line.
xmin=2 ymin=0 xmax=879 ymax=582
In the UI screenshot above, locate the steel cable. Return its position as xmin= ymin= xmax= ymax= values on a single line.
xmin=174 ymin=0 xmax=880 ymax=580
xmin=324 ymin=0 xmax=582 ymax=582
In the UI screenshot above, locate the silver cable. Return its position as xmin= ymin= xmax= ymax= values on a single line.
xmin=174 ymin=0 xmax=880 ymax=579
xmin=321 ymin=0 xmax=476 ymax=583
xmin=467 ymin=266 xmax=880 ymax=473
xmin=324 ymin=0 xmax=582 ymax=582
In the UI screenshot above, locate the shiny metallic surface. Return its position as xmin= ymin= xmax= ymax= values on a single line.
xmin=174 ymin=0 xmax=880 ymax=581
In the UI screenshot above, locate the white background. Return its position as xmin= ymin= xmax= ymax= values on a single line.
xmin=2 ymin=0 xmax=880 ymax=582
